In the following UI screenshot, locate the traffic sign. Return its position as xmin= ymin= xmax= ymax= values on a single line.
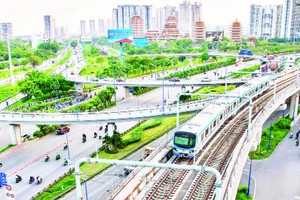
xmin=0 ymin=172 xmax=7 ymax=186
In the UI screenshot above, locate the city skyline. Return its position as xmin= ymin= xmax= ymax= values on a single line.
xmin=0 ymin=0 xmax=283 ymax=36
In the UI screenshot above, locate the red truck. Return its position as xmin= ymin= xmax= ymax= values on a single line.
xmin=270 ymin=62 xmax=278 ymax=71
xmin=57 ymin=126 xmax=70 ymax=135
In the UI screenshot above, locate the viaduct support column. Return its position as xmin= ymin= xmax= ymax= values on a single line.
xmin=124 ymin=87 xmax=131 ymax=98
xmin=238 ymin=57 xmax=242 ymax=63
xmin=9 ymin=124 xmax=22 ymax=145
xmin=289 ymin=93 xmax=299 ymax=120
xmin=75 ymin=83 xmax=83 ymax=94
xmin=251 ymin=125 xmax=262 ymax=151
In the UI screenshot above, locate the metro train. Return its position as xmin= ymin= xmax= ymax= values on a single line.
xmin=173 ymin=76 xmax=272 ymax=158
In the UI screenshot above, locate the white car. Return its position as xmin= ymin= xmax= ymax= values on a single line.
xmin=201 ymin=77 xmax=212 ymax=82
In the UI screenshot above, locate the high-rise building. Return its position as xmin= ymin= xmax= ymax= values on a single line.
xmin=0 ymin=23 xmax=13 ymax=39
xmin=156 ymin=6 xmax=177 ymax=33
xmin=130 ymin=15 xmax=144 ymax=38
xmin=80 ymin=20 xmax=86 ymax=35
xmin=230 ymin=19 xmax=243 ymax=42
xmin=141 ymin=5 xmax=153 ymax=30
xmin=280 ymin=0 xmax=300 ymax=41
xmin=178 ymin=1 xmax=202 ymax=37
xmin=98 ymin=19 xmax=105 ymax=35
xmin=89 ymin=19 xmax=96 ymax=35
xmin=44 ymin=15 xmax=56 ymax=41
xmin=249 ymin=4 xmax=282 ymax=39
xmin=55 ymin=26 xmax=68 ymax=39
xmin=113 ymin=5 xmax=152 ymax=30
xmin=161 ymin=16 xmax=180 ymax=38
xmin=107 ymin=19 xmax=113 ymax=30
xmin=194 ymin=21 xmax=206 ymax=41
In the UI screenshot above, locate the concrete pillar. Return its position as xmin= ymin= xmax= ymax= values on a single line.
xmin=238 ymin=57 xmax=242 ymax=63
xmin=9 ymin=124 xmax=22 ymax=145
xmin=181 ymin=86 xmax=186 ymax=94
xmin=124 ymin=87 xmax=131 ymax=98
xmin=250 ymin=125 xmax=262 ymax=152
xmin=75 ymin=83 xmax=83 ymax=94
xmin=289 ymin=93 xmax=299 ymax=119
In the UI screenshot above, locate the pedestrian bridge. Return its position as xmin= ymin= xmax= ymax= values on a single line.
xmin=70 ymin=76 xmax=246 ymax=87
xmin=0 ymin=98 xmax=215 ymax=125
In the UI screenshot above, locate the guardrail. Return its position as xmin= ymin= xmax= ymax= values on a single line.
xmin=0 ymin=98 xmax=215 ymax=124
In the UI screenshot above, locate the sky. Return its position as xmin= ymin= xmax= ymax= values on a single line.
xmin=0 ymin=0 xmax=284 ymax=35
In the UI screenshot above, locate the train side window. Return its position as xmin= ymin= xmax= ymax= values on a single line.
xmin=205 ymin=129 xmax=209 ymax=137
xmin=220 ymin=114 xmax=223 ymax=120
xmin=213 ymin=120 xmax=216 ymax=127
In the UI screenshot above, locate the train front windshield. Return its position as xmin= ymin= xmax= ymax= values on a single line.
xmin=174 ymin=132 xmax=196 ymax=148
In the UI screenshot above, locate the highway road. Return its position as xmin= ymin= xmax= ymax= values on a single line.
xmin=0 ymin=59 xmax=259 ymax=199
xmin=0 ymin=48 xmax=69 ymax=87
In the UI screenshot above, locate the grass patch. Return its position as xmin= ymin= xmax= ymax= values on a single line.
xmin=44 ymin=49 xmax=72 ymax=74
xmin=249 ymin=118 xmax=292 ymax=160
xmin=0 ymin=83 xmax=19 ymax=103
xmin=190 ymin=85 xmax=236 ymax=100
xmin=0 ymin=144 xmax=15 ymax=154
xmin=34 ymin=114 xmax=192 ymax=200
xmin=0 ymin=66 xmax=32 ymax=80
xmin=79 ymin=65 xmax=103 ymax=76
xmin=236 ymin=185 xmax=252 ymax=200
xmin=83 ymin=84 xmax=101 ymax=92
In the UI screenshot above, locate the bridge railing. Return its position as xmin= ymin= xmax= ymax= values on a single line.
xmin=222 ymin=82 xmax=298 ymax=199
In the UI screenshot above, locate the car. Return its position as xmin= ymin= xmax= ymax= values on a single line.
xmin=90 ymin=77 xmax=99 ymax=82
xmin=116 ymin=78 xmax=125 ymax=82
xmin=57 ymin=126 xmax=70 ymax=135
xmin=169 ymin=77 xmax=180 ymax=82
xmin=201 ymin=77 xmax=212 ymax=82
xmin=70 ymin=71 xmax=74 ymax=75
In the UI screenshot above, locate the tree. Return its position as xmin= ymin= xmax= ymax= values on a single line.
xmin=28 ymin=55 xmax=42 ymax=67
xmin=201 ymin=51 xmax=209 ymax=62
xmin=70 ymin=40 xmax=78 ymax=48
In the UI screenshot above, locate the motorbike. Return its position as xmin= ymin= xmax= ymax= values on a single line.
xmin=94 ymin=132 xmax=97 ymax=138
xmin=82 ymin=137 xmax=86 ymax=143
xmin=63 ymin=160 xmax=68 ymax=166
xmin=63 ymin=145 xmax=68 ymax=150
xmin=296 ymin=140 xmax=299 ymax=146
xmin=45 ymin=156 xmax=50 ymax=162
xmin=16 ymin=177 xmax=22 ymax=183
xmin=29 ymin=177 xmax=35 ymax=184
xmin=56 ymin=154 xmax=61 ymax=160
xmin=37 ymin=178 xmax=43 ymax=185
xmin=0 ymin=163 xmax=2 ymax=167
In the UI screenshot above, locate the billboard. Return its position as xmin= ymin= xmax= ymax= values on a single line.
xmin=108 ymin=29 xmax=133 ymax=43
xmin=133 ymin=38 xmax=149 ymax=48
xmin=205 ymin=31 xmax=224 ymax=42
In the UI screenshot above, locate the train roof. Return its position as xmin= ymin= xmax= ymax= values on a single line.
xmin=178 ymin=76 xmax=271 ymax=135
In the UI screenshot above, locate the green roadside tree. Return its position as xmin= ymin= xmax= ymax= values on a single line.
xmin=28 ymin=55 xmax=42 ymax=68
xmin=70 ymin=40 xmax=78 ymax=48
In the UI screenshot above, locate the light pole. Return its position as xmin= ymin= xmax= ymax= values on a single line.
xmin=268 ymin=115 xmax=279 ymax=150
xmin=65 ymin=132 xmax=71 ymax=163
xmin=54 ymin=72 xmax=59 ymax=110
xmin=162 ymin=123 xmax=169 ymax=147
xmin=95 ymin=140 xmax=102 ymax=159
xmin=247 ymin=157 xmax=253 ymax=196
xmin=80 ymin=168 xmax=89 ymax=200
xmin=75 ymin=84 xmax=79 ymax=120
xmin=7 ymin=38 xmax=15 ymax=86
xmin=162 ymin=62 xmax=165 ymax=112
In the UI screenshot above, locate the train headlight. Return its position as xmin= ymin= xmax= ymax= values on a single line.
xmin=189 ymin=150 xmax=194 ymax=153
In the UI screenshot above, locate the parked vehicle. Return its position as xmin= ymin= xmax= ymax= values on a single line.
xmin=57 ymin=126 xmax=70 ymax=135
xmin=70 ymin=71 xmax=75 ymax=75
xmin=116 ymin=78 xmax=125 ymax=82
xmin=270 ymin=62 xmax=279 ymax=71
xmin=238 ymin=49 xmax=253 ymax=56
xmin=169 ymin=77 xmax=180 ymax=82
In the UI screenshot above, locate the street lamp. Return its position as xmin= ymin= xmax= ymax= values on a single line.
xmin=268 ymin=115 xmax=279 ymax=150
xmin=6 ymin=38 xmax=15 ymax=86
xmin=65 ymin=132 xmax=71 ymax=163
xmin=74 ymin=84 xmax=79 ymax=120
xmin=161 ymin=123 xmax=169 ymax=147
xmin=162 ymin=62 xmax=165 ymax=113
xmin=80 ymin=168 xmax=89 ymax=200
xmin=247 ymin=156 xmax=253 ymax=196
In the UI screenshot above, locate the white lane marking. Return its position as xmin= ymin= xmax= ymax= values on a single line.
xmin=288 ymin=150 xmax=291 ymax=153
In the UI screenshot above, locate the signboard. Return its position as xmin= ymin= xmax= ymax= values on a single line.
xmin=133 ymin=38 xmax=149 ymax=48
xmin=107 ymin=29 xmax=133 ymax=43
xmin=205 ymin=31 xmax=224 ymax=42
xmin=0 ymin=172 xmax=7 ymax=186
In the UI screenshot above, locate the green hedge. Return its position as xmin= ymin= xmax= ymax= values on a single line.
xmin=165 ymin=57 xmax=236 ymax=79
xmin=33 ymin=125 xmax=60 ymax=138
xmin=236 ymin=185 xmax=252 ymax=200
xmin=123 ymin=118 xmax=162 ymax=145
xmin=250 ymin=118 xmax=292 ymax=160
xmin=132 ymin=87 xmax=157 ymax=96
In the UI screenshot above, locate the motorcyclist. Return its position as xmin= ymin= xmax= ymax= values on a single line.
xmin=82 ymin=133 xmax=86 ymax=139
xmin=296 ymin=139 xmax=299 ymax=146
xmin=30 ymin=176 xmax=35 ymax=182
xmin=36 ymin=176 xmax=42 ymax=184
xmin=64 ymin=158 xmax=68 ymax=165
xmin=290 ymin=131 xmax=294 ymax=138
xmin=63 ymin=143 xmax=68 ymax=149
xmin=56 ymin=152 xmax=61 ymax=160
xmin=94 ymin=132 xmax=97 ymax=138
xmin=16 ymin=174 xmax=22 ymax=181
